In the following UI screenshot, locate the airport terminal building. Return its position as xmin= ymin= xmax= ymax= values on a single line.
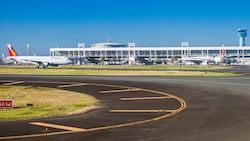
xmin=49 ymin=40 xmax=250 ymax=64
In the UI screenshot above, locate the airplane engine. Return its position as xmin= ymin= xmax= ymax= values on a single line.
xmin=41 ymin=62 xmax=49 ymax=68
xmin=36 ymin=62 xmax=49 ymax=68
xmin=49 ymin=64 xmax=59 ymax=67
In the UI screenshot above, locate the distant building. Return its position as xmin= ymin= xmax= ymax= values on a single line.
xmin=50 ymin=42 xmax=250 ymax=63
xmin=91 ymin=40 xmax=127 ymax=48
xmin=50 ymin=30 xmax=250 ymax=64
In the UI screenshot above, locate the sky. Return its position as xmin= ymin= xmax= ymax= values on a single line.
xmin=0 ymin=0 xmax=250 ymax=55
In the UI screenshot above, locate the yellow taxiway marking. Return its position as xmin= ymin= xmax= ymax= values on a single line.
xmin=109 ymin=109 xmax=176 ymax=113
xmin=0 ymin=80 xmax=13 ymax=83
xmin=30 ymin=122 xmax=85 ymax=132
xmin=121 ymin=96 xmax=172 ymax=101
xmin=2 ymin=81 xmax=24 ymax=86
xmin=0 ymin=131 xmax=75 ymax=140
xmin=100 ymin=88 xmax=141 ymax=94
xmin=27 ymin=81 xmax=71 ymax=84
xmin=58 ymin=83 xmax=88 ymax=88
xmin=87 ymin=83 xmax=132 ymax=89
xmin=0 ymin=82 xmax=187 ymax=140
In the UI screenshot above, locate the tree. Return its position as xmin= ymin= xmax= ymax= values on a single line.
xmin=112 ymin=56 xmax=116 ymax=62
xmin=171 ymin=56 xmax=177 ymax=64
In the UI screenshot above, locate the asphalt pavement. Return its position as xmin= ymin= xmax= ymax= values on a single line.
xmin=0 ymin=73 xmax=250 ymax=141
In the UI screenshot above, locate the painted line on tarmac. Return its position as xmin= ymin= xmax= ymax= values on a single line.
xmin=2 ymin=81 xmax=24 ymax=86
xmin=0 ymin=122 xmax=86 ymax=140
xmin=100 ymin=88 xmax=141 ymax=94
xmin=109 ymin=109 xmax=176 ymax=113
xmin=0 ymin=131 xmax=76 ymax=140
xmin=0 ymin=81 xmax=187 ymax=140
xmin=58 ymin=83 xmax=88 ymax=88
xmin=0 ymin=80 xmax=13 ymax=83
xmin=121 ymin=96 xmax=173 ymax=101
xmin=30 ymin=122 xmax=85 ymax=132
xmin=87 ymin=83 xmax=133 ymax=89
xmin=27 ymin=81 xmax=71 ymax=84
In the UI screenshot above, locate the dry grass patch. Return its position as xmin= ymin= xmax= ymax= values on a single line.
xmin=0 ymin=86 xmax=99 ymax=120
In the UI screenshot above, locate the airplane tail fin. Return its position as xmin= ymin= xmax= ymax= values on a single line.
xmin=7 ymin=44 xmax=18 ymax=57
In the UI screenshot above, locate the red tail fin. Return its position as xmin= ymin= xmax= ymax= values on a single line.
xmin=7 ymin=44 xmax=17 ymax=57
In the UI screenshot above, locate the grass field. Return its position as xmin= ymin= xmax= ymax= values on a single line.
xmin=56 ymin=65 xmax=229 ymax=70
xmin=0 ymin=86 xmax=99 ymax=120
xmin=0 ymin=65 xmax=238 ymax=76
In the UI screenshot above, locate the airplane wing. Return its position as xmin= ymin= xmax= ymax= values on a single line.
xmin=21 ymin=59 xmax=51 ymax=68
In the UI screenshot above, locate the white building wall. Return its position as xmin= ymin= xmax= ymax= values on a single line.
xmin=50 ymin=46 xmax=250 ymax=59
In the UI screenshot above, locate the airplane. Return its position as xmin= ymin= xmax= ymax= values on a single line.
xmin=6 ymin=44 xmax=73 ymax=68
xmin=178 ymin=55 xmax=225 ymax=65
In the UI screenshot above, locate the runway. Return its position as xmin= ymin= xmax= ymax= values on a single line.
xmin=0 ymin=74 xmax=250 ymax=141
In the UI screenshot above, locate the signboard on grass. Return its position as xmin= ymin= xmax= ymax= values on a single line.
xmin=0 ymin=100 xmax=13 ymax=109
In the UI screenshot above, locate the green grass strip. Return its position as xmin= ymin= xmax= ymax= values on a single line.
xmin=0 ymin=65 xmax=238 ymax=76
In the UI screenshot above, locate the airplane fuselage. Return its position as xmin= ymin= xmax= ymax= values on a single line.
xmin=7 ymin=56 xmax=73 ymax=68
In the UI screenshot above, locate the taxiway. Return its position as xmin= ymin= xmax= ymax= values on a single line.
xmin=0 ymin=74 xmax=250 ymax=141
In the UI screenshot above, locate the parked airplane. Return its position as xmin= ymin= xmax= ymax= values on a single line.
xmin=6 ymin=44 xmax=73 ymax=68
xmin=178 ymin=55 xmax=225 ymax=65
xmin=178 ymin=48 xmax=225 ymax=65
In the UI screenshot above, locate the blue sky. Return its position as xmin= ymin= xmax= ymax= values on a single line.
xmin=0 ymin=0 xmax=250 ymax=55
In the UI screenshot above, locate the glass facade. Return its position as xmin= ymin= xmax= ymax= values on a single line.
xmin=50 ymin=46 xmax=250 ymax=61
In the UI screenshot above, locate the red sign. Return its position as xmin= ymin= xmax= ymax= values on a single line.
xmin=0 ymin=100 xmax=13 ymax=109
